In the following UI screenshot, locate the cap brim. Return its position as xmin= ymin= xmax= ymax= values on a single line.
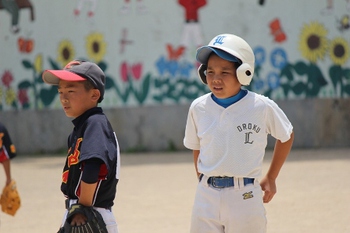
xmin=196 ymin=46 xmax=240 ymax=64
xmin=42 ymin=70 xmax=86 ymax=85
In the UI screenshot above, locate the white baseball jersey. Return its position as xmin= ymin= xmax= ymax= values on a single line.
xmin=183 ymin=91 xmax=293 ymax=178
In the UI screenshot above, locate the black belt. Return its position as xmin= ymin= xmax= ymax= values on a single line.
xmin=206 ymin=176 xmax=254 ymax=188
xmin=186 ymin=19 xmax=198 ymax=23
xmin=65 ymin=199 xmax=111 ymax=211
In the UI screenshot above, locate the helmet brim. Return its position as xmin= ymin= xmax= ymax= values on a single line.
xmin=196 ymin=46 xmax=241 ymax=65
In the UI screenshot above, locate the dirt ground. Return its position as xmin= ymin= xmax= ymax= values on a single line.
xmin=0 ymin=148 xmax=349 ymax=233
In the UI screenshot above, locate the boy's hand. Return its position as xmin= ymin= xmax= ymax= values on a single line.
xmin=260 ymin=176 xmax=277 ymax=203
xmin=64 ymin=204 xmax=107 ymax=232
xmin=70 ymin=213 xmax=87 ymax=226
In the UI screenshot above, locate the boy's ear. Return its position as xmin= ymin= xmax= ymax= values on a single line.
xmin=91 ymin=89 xmax=101 ymax=102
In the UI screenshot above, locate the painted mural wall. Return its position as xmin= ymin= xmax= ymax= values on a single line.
xmin=0 ymin=0 xmax=349 ymax=111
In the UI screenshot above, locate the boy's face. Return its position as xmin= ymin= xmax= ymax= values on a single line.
xmin=206 ymin=53 xmax=241 ymax=99
xmin=58 ymin=80 xmax=99 ymax=118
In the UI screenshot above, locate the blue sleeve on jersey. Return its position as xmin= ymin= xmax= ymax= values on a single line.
xmin=81 ymin=158 xmax=104 ymax=184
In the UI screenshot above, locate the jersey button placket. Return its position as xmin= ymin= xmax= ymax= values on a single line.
xmin=219 ymin=111 xmax=229 ymax=128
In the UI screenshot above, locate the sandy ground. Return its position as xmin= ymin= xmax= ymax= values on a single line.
xmin=0 ymin=148 xmax=349 ymax=233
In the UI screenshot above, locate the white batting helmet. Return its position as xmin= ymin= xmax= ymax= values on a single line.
xmin=196 ymin=34 xmax=255 ymax=85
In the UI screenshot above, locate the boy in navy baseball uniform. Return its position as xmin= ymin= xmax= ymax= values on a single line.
xmin=0 ymin=122 xmax=21 ymax=217
xmin=0 ymin=122 xmax=16 ymax=186
xmin=42 ymin=60 xmax=120 ymax=233
xmin=184 ymin=34 xmax=294 ymax=233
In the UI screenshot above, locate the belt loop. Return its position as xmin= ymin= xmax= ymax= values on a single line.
xmin=254 ymin=178 xmax=259 ymax=186
xmin=203 ymin=175 xmax=209 ymax=187
xmin=199 ymin=174 xmax=204 ymax=182
xmin=233 ymin=177 xmax=239 ymax=190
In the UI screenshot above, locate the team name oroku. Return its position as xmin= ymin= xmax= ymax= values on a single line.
xmin=236 ymin=123 xmax=261 ymax=133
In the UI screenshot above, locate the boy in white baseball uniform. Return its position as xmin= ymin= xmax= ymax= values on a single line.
xmin=183 ymin=33 xmax=294 ymax=233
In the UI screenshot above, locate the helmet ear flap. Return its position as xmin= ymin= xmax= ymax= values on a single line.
xmin=197 ymin=64 xmax=208 ymax=84
xmin=236 ymin=63 xmax=254 ymax=85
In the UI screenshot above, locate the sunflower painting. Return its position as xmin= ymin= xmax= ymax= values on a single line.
xmin=5 ymin=88 xmax=16 ymax=106
xmin=328 ymin=37 xmax=350 ymax=97
xmin=85 ymin=32 xmax=106 ymax=63
xmin=298 ymin=22 xmax=328 ymax=63
xmin=329 ymin=37 xmax=349 ymax=66
xmin=274 ymin=21 xmax=331 ymax=98
xmin=57 ymin=40 xmax=75 ymax=68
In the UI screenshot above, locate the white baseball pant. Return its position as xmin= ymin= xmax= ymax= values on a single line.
xmin=190 ymin=176 xmax=267 ymax=233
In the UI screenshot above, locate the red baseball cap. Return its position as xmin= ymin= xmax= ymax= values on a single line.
xmin=42 ymin=60 xmax=105 ymax=103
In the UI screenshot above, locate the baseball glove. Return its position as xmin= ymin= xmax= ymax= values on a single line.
xmin=0 ymin=179 xmax=21 ymax=216
xmin=60 ymin=203 xmax=108 ymax=233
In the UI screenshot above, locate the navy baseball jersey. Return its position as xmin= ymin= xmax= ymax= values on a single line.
xmin=61 ymin=107 xmax=119 ymax=209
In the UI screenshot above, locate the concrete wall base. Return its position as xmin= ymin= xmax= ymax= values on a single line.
xmin=2 ymin=98 xmax=349 ymax=154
